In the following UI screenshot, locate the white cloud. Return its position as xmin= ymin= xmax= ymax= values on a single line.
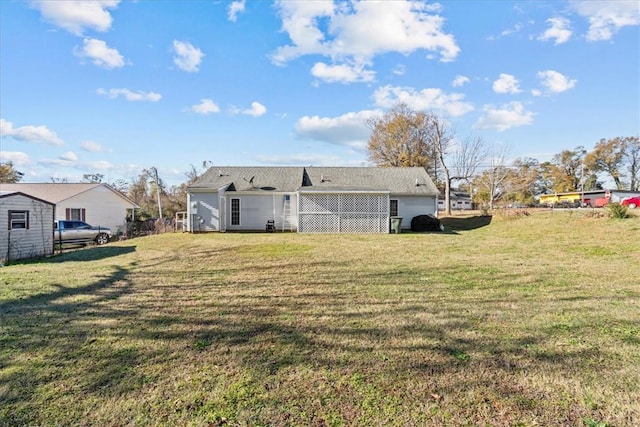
xmin=537 ymin=70 xmax=577 ymax=93
xmin=241 ymin=101 xmax=267 ymax=117
xmin=538 ymin=17 xmax=572 ymax=44
xmin=373 ymin=85 xmax=474 ymax=117
xmin=172 ymin=40 xmax=205 ymax=72
xmin=492 ymin=73 xmax=521 ymax=94
xmin=60 ymin=151 xmax=78 ymax=161
xmin=392 ymin=64 xmax=406 ymax=76
xmin=228 ymin=0 xmax=246 ymax=22
xmin=80 ymin=140 xmax=106 ymax=152
xmin=473 ymin=102 xmax=534 ymax=131
xmin=190 ymin=99 xmax=221 ymax=115
xmin=0 ymin=118 xmax=64 ymax=146
xmin=0 ymin=151 xmax=31 ymax=166
xmin=311 ymin=62 xmax=375 ymax=84
xmin=97 ymin=88 xmax=162 ymax=102
xmin=487 ymin=23 xmax=522 ymax=40
xmin=30 ymin=0 xmax=119 ymax=35
xmin=452 ymin=75 xmax=470 ymax=87
xmin=74 ymin=38 xmax=124 ymax=69
xmin=271 ymin=0 xmax=459 ymax=82
xmin=294 ymin=110 xmax=379 ymax=150
xmin=572 ymin=0 xmax=640 ymax=41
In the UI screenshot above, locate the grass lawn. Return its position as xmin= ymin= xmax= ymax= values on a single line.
xmin=1 ymin=210 xmax=639 ymax=426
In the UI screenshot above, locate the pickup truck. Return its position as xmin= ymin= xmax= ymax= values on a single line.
xmin=54 ymin=220 xmax=111 ymax=245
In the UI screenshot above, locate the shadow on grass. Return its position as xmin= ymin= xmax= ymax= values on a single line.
xmin=440 ymin=215 xmax=492 ymax=232
xmin=0 ymin=265 xmax=137 ymax=424
xmin=41 ymin=245 xmax=136 ymax=264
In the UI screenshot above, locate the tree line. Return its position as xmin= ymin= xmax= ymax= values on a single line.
xmin=2 ymin=104 xmax=638 ymax=216
xmin=367 ymin=103 xmax=640 ymax=213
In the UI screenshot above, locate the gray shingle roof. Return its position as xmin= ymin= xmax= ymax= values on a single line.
xmin=189 ymin=166 xmax=438 ymax=195
xmin=190 ymin=167 xmax=305 ymax=192
xmin=303 ymin=167 xmax=439 ymax=195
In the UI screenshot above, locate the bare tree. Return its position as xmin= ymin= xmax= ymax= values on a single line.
xmin=473 ymin=146 xmax=510 ymax=210
xmin=622 ymin=136 xmax=640 ymax=191
xmin=450 ymin=136 xmax=488 ymax=209
xmin=428 ymin=115 xmax=456 ymax=215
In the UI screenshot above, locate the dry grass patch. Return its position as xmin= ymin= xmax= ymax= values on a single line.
xmin=1 ymin=211 xmax=639 ymax=426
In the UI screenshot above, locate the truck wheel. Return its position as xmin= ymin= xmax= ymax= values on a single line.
xmin=95 ymin=233 xmax=110 ymax=245
xmin=629 ymin=203 xmax=637 ymax=209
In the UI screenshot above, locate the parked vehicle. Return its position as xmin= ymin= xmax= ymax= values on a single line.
xmin=54 ymin=220 xmax=111 ymax=245
xmin=621 ymin=196 xmax=640 ymax=209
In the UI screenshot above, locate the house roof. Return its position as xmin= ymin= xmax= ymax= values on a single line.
xmin=0 ymin=183 xmax=138 ymax=207
xmin=303 ymin=167 xmax=439 ymax=195
xmin=189 ymin=166 xmax=439 ymax=195
xmin=190 ymin=167 xmax=305 ymax=192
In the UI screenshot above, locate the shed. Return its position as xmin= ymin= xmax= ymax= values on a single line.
xmin=0 ymin=191 xmax=55 ymax=263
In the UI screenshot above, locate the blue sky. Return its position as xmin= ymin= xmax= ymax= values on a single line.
xmin=1 ymin=0 xmax=639 ymax=187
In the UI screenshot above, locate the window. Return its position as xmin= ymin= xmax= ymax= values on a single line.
xmin=231 ymin=198 xmax=240 ymax=226
xmin=8 ymin=210 xmax=29 ymax=230
xmin=66 ymin=208 xmax=86 ymax=221
xmin=390 ymin=199 xmax=398 ymax=217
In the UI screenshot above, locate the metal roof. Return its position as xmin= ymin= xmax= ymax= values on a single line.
xmin=189 ymin=166 xmax=439 ymax=195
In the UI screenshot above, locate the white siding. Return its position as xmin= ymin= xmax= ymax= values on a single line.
xmin=188 ymin=191 xmax=220 ymax=232
xmin=0 ymin=194 xmax=54 ymax=263
xmin=225 ymin=193 xmax=297 ymax=231
xmin=56 ymin=186 xmax=133 ymax=232
xmin=396 ymin=195 xmax=438 ymax=229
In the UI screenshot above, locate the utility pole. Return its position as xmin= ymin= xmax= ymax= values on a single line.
xmin=151 ymin=167 xmax=163 ymax=219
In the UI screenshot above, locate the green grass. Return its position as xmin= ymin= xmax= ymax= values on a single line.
xmin=1 ymin=211 xmax=639 ymax=426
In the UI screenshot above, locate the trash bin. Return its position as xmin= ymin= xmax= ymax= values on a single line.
xmin=390 ymin=216 xmax=402 ymax=234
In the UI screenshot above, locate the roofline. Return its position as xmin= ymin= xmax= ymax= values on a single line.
xmin=0 ymin=191 xmax=56 ymax=206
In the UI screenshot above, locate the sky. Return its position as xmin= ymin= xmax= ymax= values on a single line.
xmin=1 ymin=0 xmax=639 ymax=187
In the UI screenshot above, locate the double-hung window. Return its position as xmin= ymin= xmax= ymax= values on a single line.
xmin=231 ymin=198 xmax=240 ymax=226
xmin=8 ymin=210 xmax=29 ymax=230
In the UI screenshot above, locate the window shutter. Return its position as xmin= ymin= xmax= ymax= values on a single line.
xmin=81 ymin=208 xmax=86 ymax=222
xmin=66 ymin=208 xmax=71 ymax=220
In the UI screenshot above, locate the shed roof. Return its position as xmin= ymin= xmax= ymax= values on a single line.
xmin=0 ymin=191 xmax=55 ymax=206
xmin=0 ymin=183 xmax=137 ymax=207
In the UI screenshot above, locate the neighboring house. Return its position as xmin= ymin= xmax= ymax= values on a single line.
xmin=438 ymin=190 xmax=473 ymax=211
xmin=0 ymin=183 xmax=137 ymax=233
xmin=187 ymin=166 xmax=439 ymax=233
xmin=1 ymin=191 xmax=55 ymax=263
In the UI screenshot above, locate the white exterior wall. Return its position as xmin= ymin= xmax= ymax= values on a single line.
xmin=0 ymin=194 xmax=54 ymax=263
xmin=56 ymin=186 xmax=133 ymax=233
xmin=188 ymin=190 xmax=220 ymax=232
xmin=395 ymin=195 xmax=438 ymax=229
xmin=225 ymin=193 xmax=297 ymax=232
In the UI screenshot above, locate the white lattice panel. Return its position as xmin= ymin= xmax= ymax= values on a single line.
xmin=298 ymin=193 xmax=389 ymax=233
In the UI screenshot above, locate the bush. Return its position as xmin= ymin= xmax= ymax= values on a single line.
xmin=411 ymin=214 xmax=443 ymax=232
xmin=606 ymin=203 xmax=629 ymax=219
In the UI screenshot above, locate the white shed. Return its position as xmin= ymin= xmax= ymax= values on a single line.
xmin=0 ymin=191 xmax=55 ymax=263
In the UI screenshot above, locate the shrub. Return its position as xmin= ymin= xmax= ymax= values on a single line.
xmin=606 ymin=203 xmax=629 ymax=219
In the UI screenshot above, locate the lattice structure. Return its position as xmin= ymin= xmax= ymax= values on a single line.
xmin=298 ymin=193 xmax=389 ymax=233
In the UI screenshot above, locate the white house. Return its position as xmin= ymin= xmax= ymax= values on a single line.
xmin=0 ymin=183 xmax=137 ymax=234
xmin=187 ymin=166 xmax=439 ymax=233
xmin=1 ymin=191 xmax=55 ymax=263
